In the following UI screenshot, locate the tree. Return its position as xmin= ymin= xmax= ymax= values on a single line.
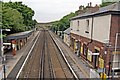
xmin=0 ymin=1 xmax=37 ymax=34
xmin=0 ymin=1 xmax=2 ymax=28
xmin=2 ymin=2 xmax=25 ymax=33
xmin=0 ymin=2 xmax=25 ymax=33
xmin=4 ymin=2 xmax=35 ymax=29
xmin=100 ymin=2 xmax=115 ymax=7
xmin=51 ymin=12 xmax=76 ymax=31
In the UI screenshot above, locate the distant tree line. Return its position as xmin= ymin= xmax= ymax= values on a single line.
xmin=0 ymin=1 xmax=37 ymax=34
xmin=100 ymin=2 xmax=115 ymax=7
xmin=50 ymin=12 xmax=76 ymax=32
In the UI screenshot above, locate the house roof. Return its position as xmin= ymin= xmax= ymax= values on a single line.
xmin=6 ymin=30 xmax=33 ymax=40
xmin=96 ymin=2 xmax=120 ymax=12
xmin=64 ymin=28 xmax=71 ymax=34
xmin=71 ymin=2 xmax=120 ymax=20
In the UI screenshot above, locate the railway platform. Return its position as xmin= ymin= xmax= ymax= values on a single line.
xmin=50 ymin=31 xmax=93 ymax=78
xmin=2 ymin=29 xmax=96 ymax=79
xmin=1 ymin=30 xmax=39 ymax=79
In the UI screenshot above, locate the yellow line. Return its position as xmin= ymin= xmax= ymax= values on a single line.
xmin=69 ymin=54 xmax=89 ymax=78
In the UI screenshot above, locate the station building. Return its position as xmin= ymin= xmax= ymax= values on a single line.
xmin=64 ymin=28 xmax=71 ymax=47
xmin=70 ymin=2 xmax=120 ymax=77
xmin=5 ymin=30 xmax=33 ymax=55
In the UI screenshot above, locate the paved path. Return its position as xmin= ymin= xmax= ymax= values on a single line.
xmin=2 ymin=30 xmax=94 ymax=79
xmin=5 ymin=31 xmax=39 ymax=78
xmin=50 ymin=31 xmax=93 ymax=78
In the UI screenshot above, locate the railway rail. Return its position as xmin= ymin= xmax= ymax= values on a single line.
xmin=17 ymin=29 xmax=77 ymax=79
xmin=50 ymin=31 xmax=90 ymax=78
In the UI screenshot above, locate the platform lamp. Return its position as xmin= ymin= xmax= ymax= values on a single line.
xmin=111 ymin=32 xmax=120 ymax=79
xmin=104 ymin=33 xmax=120 ymax=78
xmin=0 ymin=28 xmax=10 ymax=80
xmin=103 ymin=39 xmax=111 ymax=78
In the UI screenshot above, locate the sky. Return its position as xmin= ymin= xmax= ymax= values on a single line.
xmin=3 ymin=0 xmax=101 ymax=23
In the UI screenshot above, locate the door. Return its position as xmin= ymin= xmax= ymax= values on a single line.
xmin=94 ymin=49 xmax=99 ymax=68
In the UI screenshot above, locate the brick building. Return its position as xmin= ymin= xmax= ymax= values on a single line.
xmin=64 ymin=28 xmax=71 ymax=47
xmin=70 ymin=2 xmax=120 ymax=77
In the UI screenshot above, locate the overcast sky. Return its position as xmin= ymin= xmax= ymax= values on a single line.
xmin=3 ymin=0 xmax=101 ymax=23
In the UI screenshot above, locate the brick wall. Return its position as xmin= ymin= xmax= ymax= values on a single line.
xmin=70 ymin=14 xmax=120 ymax=76
xmin=110 ymin=15 xmax=120 ymax=51
xmin=71 ymin=33 xmax=105 ymax=68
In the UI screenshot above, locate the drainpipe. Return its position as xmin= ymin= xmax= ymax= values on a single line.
xmin=86 ymin=16 xmax=94 ymax=60
xmin=112 ymin=32 xmax=120 ymax=78
xmin=87 ymin=16 xmax=94 ymax=46
xmin=86 ymin=17 xmax=94 ymax=49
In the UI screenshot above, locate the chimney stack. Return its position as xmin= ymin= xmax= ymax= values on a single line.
xmin=86 ymin=2 xmax=99 ymax=13
xmin=90 ymin=2 xmax=92 ymax=7
xmin=95 ymin=4 xmax=99 ymax=8
xmin=79 ymin=5 xmax=84 ymax=10
xmin=88 ymin=3 xmax=90 ymax=7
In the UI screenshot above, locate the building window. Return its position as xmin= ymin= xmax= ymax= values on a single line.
xmin=70 ymin=21 xmax=73 ymax=30
xmin=83 ymin=44 xmax=88 ymax=56
xmin=77 ymin=21 xmax=79 ymax=31
xmin=76 ymin=41 xmax=81 ymax=57
xmin=92 ymin=55 xmax=94 ymax=62
xmin=85 ymin=19 xmax=89 ymax=33
xmin=94 ymin=49 xmax=100 ymax=68
xmin=79 ymin=42 xmax=81 ymax=53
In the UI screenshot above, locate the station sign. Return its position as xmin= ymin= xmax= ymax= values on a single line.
xmin=89 ymin=51 xmax=99 ymax=55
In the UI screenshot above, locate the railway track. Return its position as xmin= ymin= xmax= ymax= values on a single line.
xmin=50 ymin=31 xmax=90 ymax=78
xmin=44 ymin=31 xmax=55 ymax=78
xmin=19 ymin=30 xmax=44 ymax=78
xmin=18 ymin=29 xmax=76 ymax=79
xmin=46 ymin=31 xmax=74 ymax=78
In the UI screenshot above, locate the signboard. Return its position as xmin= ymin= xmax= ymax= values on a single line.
xmin=99 ymin=58 xmax=104 ymax=68
xmin=87 ymin=50 xmax=92 ymax=62
xmin=81 ymin=47 xmax=83 ymax=54
xmin=3 ymin=43 xmax=11 ymax=45
xmin=91 ymin=53 xmax=99 ymax=55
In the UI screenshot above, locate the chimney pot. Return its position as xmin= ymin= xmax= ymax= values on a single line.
xmin=90 ymin=2 xmax=92 ymax=7
xmin=95 ymin=4 xmax=99 ymax=8
xmin=88 ymin=3 xmax=89 ymax=7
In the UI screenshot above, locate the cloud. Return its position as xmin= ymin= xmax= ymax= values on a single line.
xmin=3 ymin=0 xmax=101 ymax=22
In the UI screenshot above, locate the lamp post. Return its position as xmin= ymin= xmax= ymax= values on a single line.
xmin=104 ymin=42 xmax=111 ymax=78
xmin=114 ymin=33 xmax=120 ymax=56
xmin=0 ymin=29 xmax=10 ymax=80
xmin=112 ymin=32 xmax=120 ymax=78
